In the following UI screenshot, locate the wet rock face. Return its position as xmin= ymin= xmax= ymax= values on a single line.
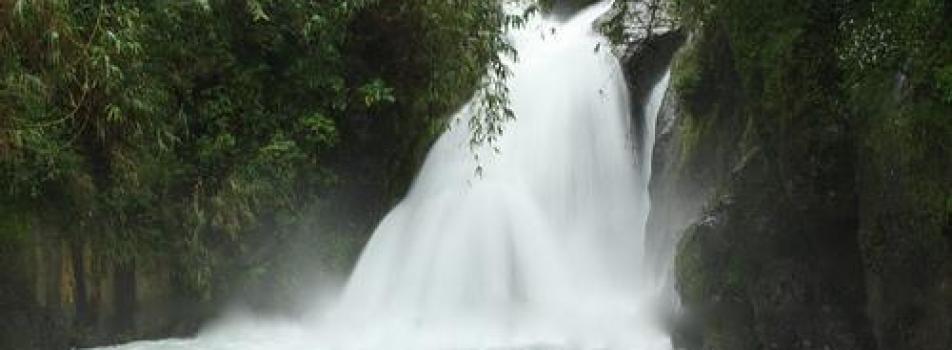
xmin=0 ymin=309 xmax=68 ymax=349
xmin=600 ymin=1 xmax=685 ymax=301
xmin=647 ymin=24 xmax=876 ymax=350
xmin=0 ymin=247 xmax=68 ymax=350
xmin=623 ymin=30 xmax=684 ymax=150
xmin=642 ymin=3 xmax=952 ymax=349
xmin=856 ymin=117 xmax=952 ymax=350
xmin=0 ymin=228 xmax=203 ymax=349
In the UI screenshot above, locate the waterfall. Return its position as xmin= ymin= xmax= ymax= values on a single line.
xmin=99 ymin=2 xmax=674 ymax=349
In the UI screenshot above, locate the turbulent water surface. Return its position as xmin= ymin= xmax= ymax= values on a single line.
xmin=101 ymin=2 xmax=674 ymax=349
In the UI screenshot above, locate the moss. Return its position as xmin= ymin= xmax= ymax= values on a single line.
xmin=667 ymin=0 xmax=950 ymax=349
xmin=0 ymin=204 xmax=31 ymax=253
xmin=675 ymin=224 xmax=706 ymax=303
xmin=723 ymin=255 xmax=747 ymax=292
xmin=677 ymin=110 xmax=702 ymax=168
xmin=937 ymin=64 xmax=952 ymax=104
xmin=597 ymin=3 xmax=628 ymax=47
xmin=671 ymin=40 xmax=702 ymax=101
xmin=854 ymin=64 xmax=952 ymax=248
xmin=668 ymin=39 xmax=709 ymax=172
xmin=853 ymin=58 xmax=952 ymax=347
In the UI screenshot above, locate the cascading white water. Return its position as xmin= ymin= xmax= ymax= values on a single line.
xmin=100 ymin=2 xmax=674 ymax=349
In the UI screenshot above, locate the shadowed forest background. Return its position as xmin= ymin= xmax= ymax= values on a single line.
xmin=1 ymin=0 xmax=515 ymax=346
xmin=1 ymin=0 xmax=950 ymax=349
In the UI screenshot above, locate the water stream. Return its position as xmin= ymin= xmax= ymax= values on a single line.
xmin=101 ymin=2 xmax=674 ymax=349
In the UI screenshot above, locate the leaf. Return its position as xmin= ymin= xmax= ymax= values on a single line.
xmin=358 ymin=78 xmax=396 ymax=108
xmin=106 ymin=105 xmax=123 ymax=123
xmin=246 ymin=0 xmax=270 ymax=22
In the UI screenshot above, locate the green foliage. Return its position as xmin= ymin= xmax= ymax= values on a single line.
xmin=676 ymin=224 xmax=706 ymax=302
xmin=671 ymin=0 xmax=950 ymax=248
xmin=838 ymin=1 xmax=947 ymax=88
xmin=357 ymin=79 xmax=396 ymax=108
xmin=840 ymin=0 xmax=951 ymax=236
xmin=0 ymin=204 xmax=31 ymax=254
xmin=670 ymin=42 xmax=701 ymax=106
xmin=0 ymin=0 xmax=518 ymax=298
xmin=670 ymin=1 xmax=952 ymax=348
xmin=937 ymin=64 xmax=952 ymax=104
xmin=669 ymin=0 xmax=713 ymax=30
xmin=349 ymin=0 xmax=523 ymax=149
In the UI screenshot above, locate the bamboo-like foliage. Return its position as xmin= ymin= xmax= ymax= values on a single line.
xmin=0 ymin=0 xmax=521 ymax=297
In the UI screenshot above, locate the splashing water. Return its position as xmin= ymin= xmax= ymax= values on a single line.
xmin=100 ymin=2 xmax=674 ymax=349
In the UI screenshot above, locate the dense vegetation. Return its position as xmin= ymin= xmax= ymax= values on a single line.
xmin=1 ymin=0 xmax=948 ymax=349
xmin=0 ymin=0 xmax=524 ymax=347
xmin=660 ymin=0 xmax=951 ymax=349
